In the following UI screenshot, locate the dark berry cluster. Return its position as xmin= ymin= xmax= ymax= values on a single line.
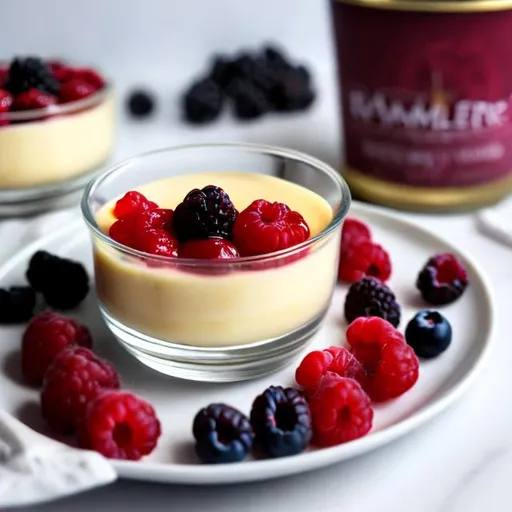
xmin=182 ymin=45 xmax=315 ymax=124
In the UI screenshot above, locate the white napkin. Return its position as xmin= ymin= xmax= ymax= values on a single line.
xmin=0 ymin=411 xmax=116 ymax=508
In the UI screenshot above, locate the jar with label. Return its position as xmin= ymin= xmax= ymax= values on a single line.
xmin=331 ymin=0 xmax=512 ymax=210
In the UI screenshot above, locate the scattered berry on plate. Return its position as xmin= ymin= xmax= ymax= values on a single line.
xmin=173 ymin=185 xmax=238 ymax=242
xmin=11 ymin=88 xmax=57 ymax=111
xmin=405 ymin=310 xmax=452 ymax=359
xmin=59 ymin=79 xmax=96 ymax=103
xmin=41 ymin=347 xmax=120 ymax=434
xmin=78 ymin=390 xmax=161 ymax=461
xmin=341 ymin=218 xmax=372 ymax=247
xmin=338 ymin=241 xmax=392 ymax=284
xmin=0 ymin=286 xmax=36 ymax=323
xmin=112 ymin=191 xmax=157 ymax=220
xmin=250 ymin=385 xmax=312 ymax=458
xmin=416 ymin=253 xmax=469 ymax=305
xmin=5 ymin=57 xmax=60 ymax=96
xmin=295 ymin=346 xmax=366 ymax=395
xmin=193 ymin=403 xmax=254 ymax=464
xmin=26 ymin=251 xmax=90 ymax=310
xmin=126 ymin=89 xmax=155 ymax=118
xmin=269 ymin=66 xmax=315 ymax=112
xmin=182 ymin=78 xmax=224 ymax=124
xmin=233 ymin=199 xmax=310 ymax=256
xmin=347 ymin=317 xmax=419 ymax=402
xmin=231 ymin=79 xmax=271 ymax=120
xmin=21 ymin=311 xmax=92 ymax=385
xmin=308 ymin=374 xmax=373 ymax=446
xmin=179 ymin=238 xmax=239 ymax=259
xmin=135 ymin=229 xmax=179 ymax=257
xmin=344 ymin=276 xmax=401 ymax=327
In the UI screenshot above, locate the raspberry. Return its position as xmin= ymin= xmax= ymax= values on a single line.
xmin=127 ymin=89 xmax=155 ymax=118
xmin=109 ymin=218 xmax=135 ymax=248
xmin=344 ymin=276 xmax=401 ymax=327
xmin=250 ymin=386 xmax=312 ymax=458
xmin=0 ymin=89 xmax=13 ymax=112
xmin=135 ymin=229 xmax=179 ymax=257
xmin=0 ymin=287 xmax=36 ymax=323
xmin=338 ymin=241 xmax=392 ymax=284
xmin=26 ymin=251 xmax=90 ymax=310
xmin=193 ymin=403 xmax=253 ymax=464
xmin=341 ymin=218 xmax=372 ymax=247
xmin=79 ymin=391 xmax=161 ymax=460
xmin=173 ymin=185 xmax=238 ymax=242
xmin=59 ymin=79 xmax=96 ymax=103
xmin=233 ymin=199 xmax=310 ymax=256
xmin=71 ymin=68 xmax=105 ymax=90
xmin=48 ymin=61 xmax=73 ymax=82
xmin=5 ymin=57 xmax=60 ymax=96
xmin=295 ymin=346 xmax=366 ymax=394
xmin=113 ymin=191 xmax=157 ymax=220
xmin=347 ymin=317 xmax=419 ymax=402
xmin=12 ymin=88 xmax=57 ymax=111
xmin=416 ymin=253 xmax=469 ymax=305
xmin=309 ymin=375 xmax=373 ymax=446
xmin=41 ymin=347 xmax=120 ymax=434
xmin=183 ymin=78 xmax=224 ymax=124
xmin=130 ymin=208 xmax=173 ymax=233
xmin=21 ymin=312 xmax=92 ymax=385
xmin=179 ymin=238 xmax=239 ymax=259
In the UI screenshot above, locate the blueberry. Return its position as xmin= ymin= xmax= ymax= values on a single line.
xmin=127 ymin=89 xmax=155 ymax=118
xmin=405 ymin=310 xmax=452 ymax=359
xmin=192 ymin=404 xmax=253 ymax=464
xmin=250 ymin=386 xmax=312 ymax=458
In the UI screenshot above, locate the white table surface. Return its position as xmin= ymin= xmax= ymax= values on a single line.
xmin=1 ymin=36 xmax=512 ymax=512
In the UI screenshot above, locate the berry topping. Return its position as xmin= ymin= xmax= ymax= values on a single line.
xmin=295 ymin=346 xmax=366 ymax=395
xmin=338 ymin=241 xmax=392 ymax=284
xmin=113 ymin=191 xmax=157 ymax=220
xmin=173 ymin=185 xmax=238 ymax=242
xmin=193 ymin=404 xmax=253 ymax=464
xmin=48 ymin=61 xmax=73 ymax=82
xmin=233 ymin=199 xmax=310 ymax=256
xmin=109 ymin=218 xmax=135 ymax=247
xmin=183 ymin=78 xmax=224 ymax=124
xmin=231 ymin=79 xmax=270 ymax=120
xmin=21 ymin=311 xmax=92 ymax=385
xmin=179 ymin=238 xmax=239 ymax=259
xmin=0 ymin=286 xmax=36 ymax=324
xmin=309 ymin=375 xmax=373 ymax=446
xmin=41 ymin=347 xmax=120 ymax=434
xmin=59 ymin=79 xmax=96 ymax=103
xmin=131 ymin=208 xmax=174 ymax=233
xmin=341 ymin=218 xmax=372 ymax=247
xmin=405 ymin=310 xmax=452 ymax=359
xmin=127 ymin=89 xmax=155 ymax=118
xmin=11 ymin=88 xmax=57 ymax=111
xmin=135 ymin=229 xmax=179 ymax=257
xmin=78 ymin=391 xmax=161 ymax=460
xmin=0 ymin=89 xmax=13 ymax=112
xmin=416 ymin=253 xmax=469 ymax=305
xmin=344 ymin=277 xmax=401 ymax=328
xmin=250 ymin=386 xmax=312 ymax=458
xmin=347 ymin=317 xmax=419 ymax=402
xmin=5 ymin=57 xmax=60 ymax=96
xmin=72 ymin=68 xmax=105 ymax=89
xmin=26 ymin=251 xmax=90 ymax=310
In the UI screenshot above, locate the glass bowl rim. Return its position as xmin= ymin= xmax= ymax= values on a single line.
xmin=81 ymin=142 xmax=351 ymax=266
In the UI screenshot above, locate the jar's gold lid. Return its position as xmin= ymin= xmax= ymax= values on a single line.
xmin=335 ymin=0 xmax=512 ymax=13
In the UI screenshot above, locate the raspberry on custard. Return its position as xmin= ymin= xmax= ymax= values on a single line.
xmin=113 ymin=191 xmax=157 ymax=219
xmin=12 ymin=88 xmax=57 ymax=111
xmin=59 ymin=79 xmax=97 ymax=103
xmin=41 ymin=347 xmax=120 ymax=434
xmin=346 ymin=317 xmax=419 ymax=402
xmin=21 ymin=311 xmax=92 ymax=386
xmin=233 ymin=199 xmax=310 ymax=256
xmin=338 ymin=241 xmax=392 ymax=284
xmin=135 ymin=229 xmax=179 ymax=257
xmin=72 ymin=68 xmax=106 ymax=90
xmin=179 ymin=237 xmax=239 ymax=259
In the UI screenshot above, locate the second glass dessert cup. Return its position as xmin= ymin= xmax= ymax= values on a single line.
xmin=82 ymin=143 xmax=351 ymax=382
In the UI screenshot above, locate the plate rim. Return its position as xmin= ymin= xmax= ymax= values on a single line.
xmin=0 ymin=201 xmax=495 ymax=484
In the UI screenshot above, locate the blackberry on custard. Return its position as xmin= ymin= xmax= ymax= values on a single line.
xmin=5 ymin=57 xmax=60 ymax=96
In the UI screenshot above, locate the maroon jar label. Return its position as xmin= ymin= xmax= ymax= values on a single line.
xmin=332 ymin=2 xmax=512 ymax=187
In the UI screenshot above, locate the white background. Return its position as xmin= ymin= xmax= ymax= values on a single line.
xmin=2 ymin=1 xmax=512 ymax=511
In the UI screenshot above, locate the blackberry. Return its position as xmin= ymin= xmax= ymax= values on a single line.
xmin=192 ymin=404 xmax=253 ymax=464
xmin=182 ymin=78 xmax=223 ymax=124
xmin=26 ymin=251 xmax=90 ymax=310
xmin=269 ymin=67 xmax=315 ymax=112
xmin=127 ymin=89 xmax=155 ymax=118
xmin=416 ymin=253 xmax=468 ymax=305
xmin=210 ymin=56 xmax=235 ymax=90
xmin=405 ymin=310 xmax=452 ymax=359
xmin=231 ymin=79 xmax=270 ymax=120
xmin=0 ymin=287 xmax=36 ymax=324
xmin=250 ymin=386 xmax=312 ymax=458
xmin=262 ymin=45 xmax=291 ymax=72
xmin=344 ymin=276 xmax=401 ymax=328
xmin=172 ymin=185 xmax=238 ymax=241
xmin=5 ymin=57 xmax=60 ymax=96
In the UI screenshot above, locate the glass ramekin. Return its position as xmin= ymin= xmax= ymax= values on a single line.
xmin=81 ymin=143 xmax=351 ymax=382
xmin=0 ymin=80 xmax=115 ymax=216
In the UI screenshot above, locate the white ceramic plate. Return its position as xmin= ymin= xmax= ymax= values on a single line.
xmin=0 ymin=202 xmax=494 ymax=485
